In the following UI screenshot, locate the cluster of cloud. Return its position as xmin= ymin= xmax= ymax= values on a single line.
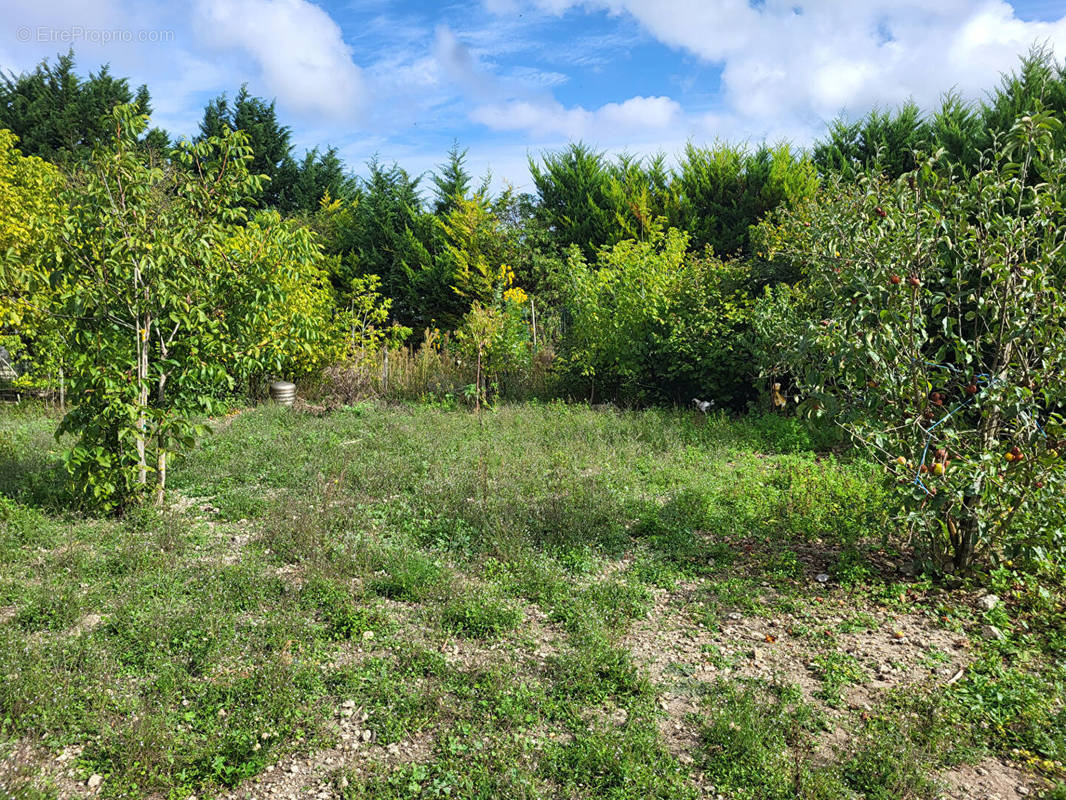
xmin=433 ymin=23 xmax=683 ymax=140
xmin=193 ymin=0 xmax=364 ymax=120
xmin=470 ymin=95 xmax=683 ymax=139
xmin=484 ymin=0 xmax=1066 ymax=144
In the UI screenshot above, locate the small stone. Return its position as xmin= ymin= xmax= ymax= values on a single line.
xmin=976 ymin=594 xmax=999 ymax=612
xmin=1017 ymin=786 xmax=1030 ymax=796
xmin=981 ymin=624 xmax=1006 ymax=641
xmin=361 ymin=729 xmax=372 ymax=742
xmin=815 ymin=573 xmax=830 ymax=583
xmin=87 ymin=774 xmax=103 ymax=789
xmin=341 ymin=699 xmax=356 ymax=708
xmin=727 ymin=612 xmax=742 ymax=621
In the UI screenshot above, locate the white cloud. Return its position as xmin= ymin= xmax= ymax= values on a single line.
xmin=433 ymin=23 xmax=685 ymax=143
xmin=471 ymin=94 xmax=682 ymax=138
xmin=192 ymin=0 xmax=365 ymax=120
xmin=495 ymin=0 xmax=1066 ymax=143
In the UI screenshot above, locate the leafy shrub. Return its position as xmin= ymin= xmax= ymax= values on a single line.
xmin=755 ymin=110 xmax=1066 ymax=572
xmin=557 ymin=226 xmax=754 ymax=408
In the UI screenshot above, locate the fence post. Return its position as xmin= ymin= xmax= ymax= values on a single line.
xmin=530 ymin=297 xmax=538 ymax=352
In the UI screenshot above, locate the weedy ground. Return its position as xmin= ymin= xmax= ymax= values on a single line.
xmin=0 ymin=401 xmax=1063 ymax=800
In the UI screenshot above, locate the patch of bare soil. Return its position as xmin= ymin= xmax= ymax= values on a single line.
xmin=939 ymin=758 xmax=1046 ymax=800
xmin=223 ymin=593 xmax=561 ymax=799
xmin=221 ymin=713 xmax=435 ymax=800
xmin=623 ymin=575 xmax=1039 ymax=797
xmin=0 ymin=740 xmax=92 ymax=799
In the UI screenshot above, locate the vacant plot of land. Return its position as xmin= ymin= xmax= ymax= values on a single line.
xmin=0 ymin=402 xmax=1063 ymax=799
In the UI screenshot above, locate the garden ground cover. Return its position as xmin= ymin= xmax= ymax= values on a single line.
xmin=0 ymin=402 xmax=1063 ymax=800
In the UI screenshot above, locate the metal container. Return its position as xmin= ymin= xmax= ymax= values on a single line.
xmin=269 ymin=380 xmax=296 ymax=407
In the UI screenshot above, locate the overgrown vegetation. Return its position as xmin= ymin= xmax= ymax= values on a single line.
xmin=0 ymin=403 xmax=1062 ymax=799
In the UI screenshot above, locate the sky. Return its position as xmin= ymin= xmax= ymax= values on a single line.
xmin=1 ymin=0 xmax=1065 ymax=192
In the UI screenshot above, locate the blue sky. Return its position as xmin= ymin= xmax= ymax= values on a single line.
xmin=2 ymin=0 xmax=1065 ymax=191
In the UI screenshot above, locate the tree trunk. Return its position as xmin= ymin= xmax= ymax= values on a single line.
xmin=157 ymin=337 xmax=168 ymax=404
xmin=135 ymin=324 xmax=148 ymax=488
xmin=475 ymin=348 xmax=482 ymax=413
xmin=155 ymin=448 xmax=166 ymax=507
xmin=948 ymin=511 xmax=978 ymax=573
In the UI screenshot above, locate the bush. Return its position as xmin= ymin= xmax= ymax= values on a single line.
xmin=557 ymin=226 xmax=754 ymax=408
xmin=755 ymin=111 xmax=1066 ymax=573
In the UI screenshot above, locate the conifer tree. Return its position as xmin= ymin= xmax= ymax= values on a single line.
xmin=0 ymin=51 xmax=166 ymax=163
xmin=432 ymin=141 xmax=473 ymax=216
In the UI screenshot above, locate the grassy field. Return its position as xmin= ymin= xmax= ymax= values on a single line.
xmin=0 ymin=401 xmax=1064 ymax=800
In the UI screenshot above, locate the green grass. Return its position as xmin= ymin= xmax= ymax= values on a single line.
xmin=0 ymin=401 xmax=1061 ymax=799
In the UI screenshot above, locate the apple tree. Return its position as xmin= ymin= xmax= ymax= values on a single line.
xmin=754 ymin=110 xmax=1066 ymax=573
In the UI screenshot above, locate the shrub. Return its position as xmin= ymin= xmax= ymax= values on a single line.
xmin=755 ymin=110 xmax=1066 ymax=573
xmin=557 ymin=226 xmax=754 ymax=408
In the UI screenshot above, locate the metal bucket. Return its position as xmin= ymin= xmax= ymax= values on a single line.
xmin=269 ymin=380 xmax=296 ymax=407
